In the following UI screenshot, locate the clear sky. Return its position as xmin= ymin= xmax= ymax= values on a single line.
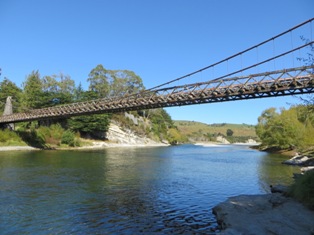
xmin=0 ymin=0 xmax=313 ymax=125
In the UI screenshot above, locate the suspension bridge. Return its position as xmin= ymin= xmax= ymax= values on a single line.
xmin=0 ymin=18 xmax=314 ymax=125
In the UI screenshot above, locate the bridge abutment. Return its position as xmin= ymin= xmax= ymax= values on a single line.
xmin=2 ymin=96 xmax=14 ymax=130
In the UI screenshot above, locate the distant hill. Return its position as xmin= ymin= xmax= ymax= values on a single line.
xmin=174 ymin=120 xmax=258 ymax=143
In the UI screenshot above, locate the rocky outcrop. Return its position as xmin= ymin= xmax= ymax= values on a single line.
xmin=246 ymin=138 xmax=257 ymax=144
xmin=301 ymin=166 xmax=314 ymax=173
xmin=216 ymin=136 xmax=230 ymax=144
xmin=283 ymin=153 xmax=314 ymax=166
xmin=105 ymin=123 xmax=167 ymax=146
xmin=212 ymin=193 xmax=314 ymax=235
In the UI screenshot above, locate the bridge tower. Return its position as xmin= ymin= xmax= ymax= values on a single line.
xmin=2 ymin=96 xmax=14 ymax=130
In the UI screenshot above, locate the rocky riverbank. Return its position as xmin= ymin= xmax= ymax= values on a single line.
xmin=283 ymin=152 xmax=314 ymax=167
xmin=213 ymin=192 xmax=314 ymax=235
xmin=212 ymin=146 xmax=314 ymax=234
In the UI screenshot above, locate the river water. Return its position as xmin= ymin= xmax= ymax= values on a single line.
xmin=0 ymin=144 xmax=299 ymax=234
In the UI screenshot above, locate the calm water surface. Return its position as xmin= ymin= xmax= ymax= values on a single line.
xmin=0 ymin=144 xmax=299 ymax=234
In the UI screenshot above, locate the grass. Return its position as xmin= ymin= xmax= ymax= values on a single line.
xmin=174 ymin=120 xmax=257 ymax=142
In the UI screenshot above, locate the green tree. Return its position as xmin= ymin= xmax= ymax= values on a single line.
xmin=109 ymin=70 xmax=145 ymax=97
xmin=87 ymin=65 xmax=145 ymax=99
xmin=226 ymin=129 xmax=233 ymax=136
xmin=256 ymin=107 xmax=307 ymax=149
xmin=68 ymin=90 xmax=110 ymax=139
xmin=41 ymin=73 xmax=75 ymax=106
xmin=167 ymin=127 xmax=187 ymax=145
xmin=148 ymin=109 xmax=174 ymax=140
xmin=256 ymin=108 xmax=278 ymax=144
xmin=295 ymin=104 xmax=314 ymax=148
xmin=87 ymin=64 xmax=110 ymax=98
xmin=73 ymin=82 xmax=84 ymax=101
xmin=22 ymin=71 xmax=44 ymax=109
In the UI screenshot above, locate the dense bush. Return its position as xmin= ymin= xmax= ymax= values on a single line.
xmin=61 ymin=130 xmax=80 ymax=147
xmin=289 ymin=170 xmax=314 ymax=209
xmin=36 ymin=124 xmax=64 ymax=146
xmin=167 ymin=127 xmax=188 ymax=145
xmin=256 ymin=105 xmax=314 ymax=150
xmin=0 ymin=129 xmax=23 ymax=144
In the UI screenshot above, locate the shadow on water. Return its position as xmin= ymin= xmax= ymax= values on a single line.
xmin=257 ymin=152 xmax=301 ymax=192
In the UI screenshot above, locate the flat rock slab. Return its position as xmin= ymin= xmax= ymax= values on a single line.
xmin=213 ymin=193 xmax=314 ymax=235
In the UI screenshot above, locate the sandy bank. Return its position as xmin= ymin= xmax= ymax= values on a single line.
xmin=58 ymin=141 xmax=169 ymax=150
xmin=0 ymin=146 xmax=39 ymax=151
xmin=213 ymin=193 xmax=314 ymax=235
xmin=0 ymin=142 xmax=168 ymax=152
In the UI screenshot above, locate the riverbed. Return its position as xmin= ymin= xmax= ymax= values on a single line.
xmin=0 ymin=144 xmax=299 ymax=234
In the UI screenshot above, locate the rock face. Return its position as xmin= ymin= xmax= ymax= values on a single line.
xmin=246 ymin=138 xmax=257 ymax=144
xmin=105 ymin=123 xmax=166 ymax=146
xmin=216 ymin=136 xmax=230 ymax=144
xmin=212 ymin=194 xmax=314 ymax=235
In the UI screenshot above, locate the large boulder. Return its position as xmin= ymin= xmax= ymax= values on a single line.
xmin=212 ymin=194 xmax=314 ymax=235
xmin=282 ymin=153 xmax=314 ymax=166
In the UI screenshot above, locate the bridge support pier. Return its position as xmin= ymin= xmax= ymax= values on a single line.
xmin=2 ymin=96 xmax=14 ymax=130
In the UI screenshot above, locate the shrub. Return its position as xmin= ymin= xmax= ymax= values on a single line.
xmin=61 ymin=130 xmax=77 ymax=147
xmin=289 ymin=170 xmax=314 ymax=209
xmin=0 ymin=129 xmax=23 ymax=143
xmin=50 ymin=124 xmax=64 ymax=140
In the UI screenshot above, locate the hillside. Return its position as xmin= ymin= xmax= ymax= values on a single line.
xmin=174 ymin=120 xmax=258 ymax=143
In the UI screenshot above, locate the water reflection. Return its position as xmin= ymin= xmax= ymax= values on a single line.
xmin=257 ymin=152 xmax=300 ymax=192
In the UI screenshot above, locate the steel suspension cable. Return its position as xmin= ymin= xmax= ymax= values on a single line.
xmin=147 ymin=18 xmax=314 ymax=91
xmin=209 ymin=41 xmax=313 ymax=82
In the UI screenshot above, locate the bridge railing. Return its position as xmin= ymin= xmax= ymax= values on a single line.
xmin=149 ymin=65 xmax=314 ymax=100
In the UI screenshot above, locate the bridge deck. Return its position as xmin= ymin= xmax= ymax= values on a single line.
xmin=0 ymin=66 xmax=313 ymax=124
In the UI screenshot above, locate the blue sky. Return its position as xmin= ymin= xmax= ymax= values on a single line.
xmin=0 ymin=0 xmax=313 ymax=124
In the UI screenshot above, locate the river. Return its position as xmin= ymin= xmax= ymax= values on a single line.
xmin=0 ymin=144 xmax=299 ymax=234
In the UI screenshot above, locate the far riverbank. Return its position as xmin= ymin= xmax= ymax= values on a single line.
xmin=0 ymin=141 xmax=168 ymax=152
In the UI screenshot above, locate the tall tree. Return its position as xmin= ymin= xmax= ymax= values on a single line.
xmin=256 ymin=107 xmax=310 ymax=149
xmin=41 ymin=73 xmax=75 ymax=106
xmin=73 ymin=82 xmax=84 ymax=101
xmin=109 ymin=70 xmax=145 ymax=97
xmin=87 ymin=64 xmax=110 ymax=98
xmin=22 ymin=71 xmax=44 ymax=109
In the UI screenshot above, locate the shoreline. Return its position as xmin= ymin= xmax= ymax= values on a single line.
xmin=0 ymin=141 xmax=259 ymax=152
xmin=0 ymin=141 xmax=169 ymax=152
xmin=0 ymin=146 xmax=39 ymax=151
